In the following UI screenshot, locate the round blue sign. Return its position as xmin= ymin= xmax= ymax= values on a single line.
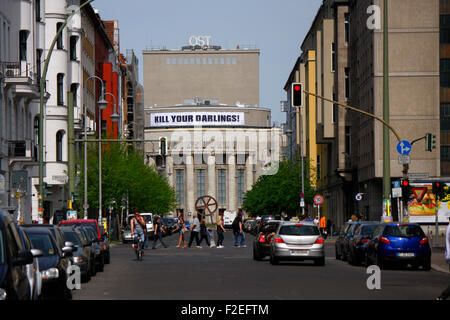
xmin=397 ymin=140 xmax=412 ymax=155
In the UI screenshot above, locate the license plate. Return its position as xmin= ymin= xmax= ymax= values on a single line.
xmin=397 ymin=252 xmax=415 ymax=257
xmin=291 ymin=249 xmax=309 ymax=256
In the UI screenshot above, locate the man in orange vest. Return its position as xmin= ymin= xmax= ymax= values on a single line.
xmin=319 ymin=216 xmax=327 ymax=238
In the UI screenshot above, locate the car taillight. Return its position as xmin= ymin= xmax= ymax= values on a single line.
xmin=259 ymin=234 xmax=266 ymax=243
xmin=379 ymin=236 xmax=390 ymax=245
xmin=275 ymin=236 xmax=284 ymax=244
xmin=420 ymin=237 xmax=429 ymax=245
xmin=360 ymin=238 xmax=369 ymax=243
xmin=314 ymin=238 xmax=324 ymax=244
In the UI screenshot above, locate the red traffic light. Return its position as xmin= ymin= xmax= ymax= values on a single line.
xmin=402 ymin=180 xmax=410 ymax=187
xmin=294 ymin=85 xmax=301 ymax=91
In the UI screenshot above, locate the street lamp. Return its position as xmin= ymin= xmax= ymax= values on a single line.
xmin=97 ymin=91 xmax=119 ymax=224
xmin=83 ymin=76 xmax=106 ymax=220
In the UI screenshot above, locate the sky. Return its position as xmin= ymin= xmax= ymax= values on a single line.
xmin=93 ymin=0 xmax=323 ymax=125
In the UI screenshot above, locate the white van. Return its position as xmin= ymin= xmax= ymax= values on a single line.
xmin=223 ymin=210 xmax=237 ymax=229
xmin=127 ymin=212 xmax=154 ymax=235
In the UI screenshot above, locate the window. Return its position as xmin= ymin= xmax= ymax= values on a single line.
xmin=36 ymin=49 xmax=42 ymax=85
xmin=331 ymin=42 xmax=336 ymax=72
xmin=232 ymin=57 xmax=237 ymax=64
xmin=197 ymin=169 xmax=205 ymax=198
xmin=344 ymin=13 xmax=350 ymax=43
xmin=70 ymin=83 xmax=78 ymax=107
xmin=56 ymin=131 xmax=64 ymax=161
xmin=70 ymin=36 xmax=78 ymax=61
xmin=176 ymin=170 xmax=185 ymax=205
xmin=19 ymin=30 xmax=28 ymax=61
xmin=441 ymin=59 xmax=450 ymax=88
xmin=317 ymin=155 xmax=321 ymax=179
xmin=442 ymin=104 xmax=450 ymax=131
xmin=166 ymin=58 xmax=171 ymax=64
xmin=172 ymin=58 xmax=177 ymax=64
xmin=237 ymin=169 xmax=245 ymax=205
xmin=345 ymin=68 xmax=350 ymax=99
xmin=332 ymin=93 xmax=338 ymax=123
xmin=345 ymin=126 xmax=351 ymax=154
xmin=441 ymin=15 xmax=450 ymax=44
xmin=218 ymin=169 xmax=226 ymax=205
xmin=35 ymin=0 xmax=41 ymax=21
xmin=57 ymin=73 xmax=64 ymax=105
xmin=56 ymin=23 xmax=63 ymax=49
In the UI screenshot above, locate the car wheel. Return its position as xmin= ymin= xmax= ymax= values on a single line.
xmin=422 ymin=259 xmax=431 ymax=271
xmin=376 ymin=254 xmax=385 ymax=270
xmin=314 ymin=257 xmax=325 ymax=266
xmin=269 ymin=254 xmax=279 ymax=265
xmin=253 ymin=247 xmax=262 ymax=261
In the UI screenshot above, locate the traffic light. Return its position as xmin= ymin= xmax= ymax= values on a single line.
xmin=401 ymin=179 xmax=412 ymax=202
xmin=160 ymin=137 xmax=167 ymax=156
xmin=43 ymin=183 xmax=53 ymax=196
xmin=291 ymin=83 xmax=303 ymax=108
xmin=432 ymin=181 xmax=446 ymax=200
xmin=425 ymin=133 xmax=436 ymax=152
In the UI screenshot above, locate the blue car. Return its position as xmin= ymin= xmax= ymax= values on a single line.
xmin=365 ymin=223 xmax=431 ymax=270
xmin=347 ymin=222 xmax=379 ymax=265
xmin=335 ymin=221 xmax=374 ymax=261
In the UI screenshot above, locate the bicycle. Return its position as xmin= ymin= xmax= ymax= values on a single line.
xmin=134 ymin=235 xmax=144 ymax=261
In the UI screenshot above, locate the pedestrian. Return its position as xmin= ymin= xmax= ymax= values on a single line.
xmin=437 ymin=217 xmax=450 ymax=300
xmin=232 ymin=209 xmax=246 ymax=248
xmin=314 ymin=216 xmax=319 ymax=225
xmin=198 ymin=218 xmax=211 ymax=247
xmin=188 ymin=212 xmax=201 ymax=248
xmin=216 ymin=214 xmax=226 ymax=248
xmin=320 ymin=215 xmax=327 ymax=237
xmin=351 ymin=214 xmax=358 ymax=222
xmin=176 ymin=216 xmax=187 ymax=248
xmin=152 ymin=216 xmax=168 ymax=249
xmin=359 ymin=212 xmax=365 ymax=221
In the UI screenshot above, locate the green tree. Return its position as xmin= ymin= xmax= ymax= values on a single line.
xmin=242 ymin=158 xmax=315 ymax=217
xmin=77 ymin=141 xmax=177 ymax=217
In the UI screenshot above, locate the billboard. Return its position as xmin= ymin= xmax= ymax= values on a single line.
xmin=407 ymin=183 xmax=450 ymax=223
xmin=150 ymin=112 xmax=245 ymax=127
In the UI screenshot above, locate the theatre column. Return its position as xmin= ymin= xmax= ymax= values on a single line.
xmin=207 ymin=154 xmax=217 ymax=220
xmin=186 ymin=154 xmax=195 ymax=220
xmin=228 ymin=153 xmax=236 ymax=212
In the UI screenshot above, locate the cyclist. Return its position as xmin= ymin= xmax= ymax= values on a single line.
xmin=131 ymin=209 xmax=147 ymax=257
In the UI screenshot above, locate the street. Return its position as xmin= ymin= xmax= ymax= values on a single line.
xmin=73 ymin=232 xmax=449 ymax=300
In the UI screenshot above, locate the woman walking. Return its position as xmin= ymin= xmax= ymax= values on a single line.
xmin=176 ymin=216 xmax=187 ymax=248
xmin=216 ymin=214 xmax=226 ymax=248
xmin=198 ymin=218 xmax=211 ymax=248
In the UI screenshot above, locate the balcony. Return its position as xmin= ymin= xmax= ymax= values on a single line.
xmin=8 ymin=140 xmax=34 ymax=159
xmin=2 ymin=62 xmax=39 ymax=99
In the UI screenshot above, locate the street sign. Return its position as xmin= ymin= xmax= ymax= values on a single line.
xmin=398 ymin=155 xmax=411 ymax=165
xmin=355 ymin=193 xmax=363 ymax=201
xmin=412 ymin=187 xmax=428 ymax=202
xmin=313 ymin=195 xmax=324 ymax=205
xmin=392 ymin=188 xmax=402 ymax=198
xmin=392 ymin=180 xmax=401 ymax=189
xmin=408 ymin=173 xmax=429 ymax=180
xmin=300 ymin=199 xmax=305 ymax=207
xmin=397 ymin=140 xmax=412 ymax=156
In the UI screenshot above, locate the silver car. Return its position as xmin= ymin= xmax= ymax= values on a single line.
xmin=269 ymin=221 xmax=325 ymax=266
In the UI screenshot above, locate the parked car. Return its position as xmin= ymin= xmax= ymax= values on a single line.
xmin=22 ymin=224 xmax=68 ymax=254
xmin=244 ymin=219 xmax=255 ymax=232
xmin=253 ymin=220 xmax=281 ymax=261
xmin=82 ymin=226 xmax=104 ymax=273
xmin=162 ymin=217 xmax=178 ymax=236
xmin=269 ymin=221 xmax=325 ymax=266
xmin=17 ymin=226 xmax=43 ymax=300
xmin=22 ymin=227 xmax=73 ymax=300
xmin=365 ymin=223 xmax=431 ymax=270
xmin=121 ymin=224 xmax=133 ymax=244
xmin=0 ymin=211 xmax=35 ymax=300
xmin=58 ymin=219 xmax=110 ymax=264
xmin=347 ymin=222 xmax=380 ymax=265
xmin=74 ymin=226 xmax=97 ymax=277
xmin=335 ymin=221 xmax=373 ymax=261
xmin=59 ymin=226 xmax=91 ymax=282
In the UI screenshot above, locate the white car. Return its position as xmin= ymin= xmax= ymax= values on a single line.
xmin=127 ymin=213 xmax=154 ymax=237
xmin=223 ymin=210 xmax=237 ymax=229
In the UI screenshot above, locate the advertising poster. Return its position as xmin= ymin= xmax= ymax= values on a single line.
xmin=407 ymin=183 xmax=450 ymax=223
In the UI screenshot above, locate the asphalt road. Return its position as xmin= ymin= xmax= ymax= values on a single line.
xmin=72 ymin=232 xmax=450 ymax=300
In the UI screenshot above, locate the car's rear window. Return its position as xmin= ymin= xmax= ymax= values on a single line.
xmin=279 ymin=225 xmax=320 ymax=236
xmin=63 ymin=222 xmax=98 ymax=237
xmin=383 ymin=225 xmax=424 ymax=238
xmin=28 ymin=234 xmax=56 ymax=256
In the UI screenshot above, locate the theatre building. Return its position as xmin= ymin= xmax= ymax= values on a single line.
xmin=143 ymin=39 xmax=284 ymax=219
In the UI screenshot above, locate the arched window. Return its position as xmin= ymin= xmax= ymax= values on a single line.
xmin=56 ymin=130 xmax=64 ymax=162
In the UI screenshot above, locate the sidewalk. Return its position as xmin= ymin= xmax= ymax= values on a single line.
xmin=324 ymin=236 xmax=449 ymax=274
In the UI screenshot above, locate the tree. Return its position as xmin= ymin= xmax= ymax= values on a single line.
xmin=242 ymin=159 xmax=315 ymax=217
xmin=77 ymin=141 xmax=177 ymax=218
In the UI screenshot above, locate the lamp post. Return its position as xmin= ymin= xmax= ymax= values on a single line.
xmin=83 ymin=76 xmax=107 ymax=219
xmin=98 ymin=92 xmax=119 ymax=223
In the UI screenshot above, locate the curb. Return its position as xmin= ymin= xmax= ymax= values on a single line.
xmin=431 ymin=264 xmax=450 ymax=274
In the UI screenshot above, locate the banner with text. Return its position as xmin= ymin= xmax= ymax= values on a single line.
xmin=150 ymin=112 xmax=245 ymax=127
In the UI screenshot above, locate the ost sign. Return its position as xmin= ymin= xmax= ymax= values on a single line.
xmin=189 ymin=35 xmax=212 ymax=47
xmin=150 ymin=112 xmax=245 ymax=127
